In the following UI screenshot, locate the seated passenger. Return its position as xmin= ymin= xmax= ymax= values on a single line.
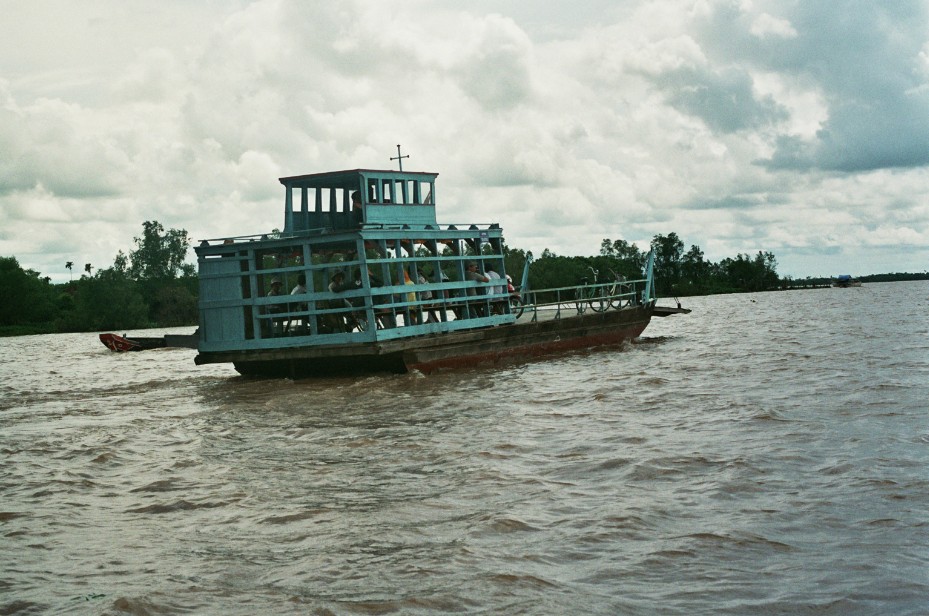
xmin=403 ymin=270 xmax=419 ymax=325
xmin=465 ymin=261 xmax=490 ymax=294
xmin=465 ymin=261 xmax=490 ymax=317
xmin=291 ymin=273 xmax=307 ymax=295
xmin=287 ymin=273 xmax=308 ymax=332
xmin=266 ymin=278 xmax=285 ymax=335
xmin=321 ymin=271 xmax=349 ymax=333
xmin=485 ymin=265 xmax=504 ymax=296
xmin=267 ymin=278 xmax=284 ymax=297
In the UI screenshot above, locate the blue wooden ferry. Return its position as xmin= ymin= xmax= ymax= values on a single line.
xmin=193 ymin=166 xmax=678 ymax=377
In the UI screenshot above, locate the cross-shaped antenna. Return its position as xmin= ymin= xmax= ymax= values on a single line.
xmin=390 ymin=144 xmax=410 ymax=171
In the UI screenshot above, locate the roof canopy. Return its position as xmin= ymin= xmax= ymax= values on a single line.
xmin=280 ymin=169 xmax=438 ymax=190
xmin=280 ymin=169 xmax=440 ymax=233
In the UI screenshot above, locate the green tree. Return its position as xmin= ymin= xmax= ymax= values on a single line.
xmin=150 ymin=283 xmax=198 ymax=327
xmin=599 ymin=238 xmax=645 ymax=280
xmin=503 ymin=244 xmax=531 ymax=287
xmin=715 ymin=251 xmax=780 ymax=292
xmin=680 ymin=244 xmax=713 ymax=293
xmin=754 ymin=250 xmax=780 ymax=291
xmin=128 ymin=220 xmax=195 ymax=281
xmin=60 ymin=267 xmax=149 ymax=331
xmin=650 ymin=233 xmax=684 ymax=295
xmin=0 ymin=256 xmax=57 ymax=327
xmin=527 ymin=253 xmax=592 ymax=302
xmin=124 ymin=220 xmax=198 ymax=325
xmin=607 ymin=238 xmax=644 ymax=265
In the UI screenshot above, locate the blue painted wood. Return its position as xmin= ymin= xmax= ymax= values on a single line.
xmin=365 ymin=204 xmax=437 ymax=226
xmin=198 ymin=256 xmax=245 ymax=344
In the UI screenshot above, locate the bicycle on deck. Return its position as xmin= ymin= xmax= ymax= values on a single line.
xmin=605 ymin=268 xmax=631 ymax=309
xmin=574 ymin=267 xmax=610 ymax=314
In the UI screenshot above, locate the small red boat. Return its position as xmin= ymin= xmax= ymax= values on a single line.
xmin=99 ymin=333 xmax=167 ymax=352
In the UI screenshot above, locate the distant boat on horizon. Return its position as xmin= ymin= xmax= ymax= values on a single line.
xmin=832 ymin=274 xmax=862 ymax=288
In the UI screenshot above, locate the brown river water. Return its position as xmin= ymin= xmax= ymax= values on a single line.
xmin=1 ymin=281 xmax=928 ymax=615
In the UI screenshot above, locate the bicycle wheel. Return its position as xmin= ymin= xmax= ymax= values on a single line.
xmin=509 ymin=295 xmax=525 ymax=318
xmin=589 ymin=288 xmax=609 ymax=312
xmin=574 ymin=288 xmax=588 ymax=314
xmin=609 ymin=284 xmax=622 ymax=309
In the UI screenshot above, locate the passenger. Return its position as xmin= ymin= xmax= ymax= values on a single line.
xmin=267 ymin=278 xmax=284 ymax=297
xmin=291 ymin=273 xmax=307 ymax=295
xmin=328 ymin=270 xmax=346 ymax=294
xmin=465 ymin=261 xmax=490 ymax=296
xmin=418 ymin=269 xmax=439 ymax=323
xmin=417 ymin=269 xmax=433 ymax=300
xmin=355 ymin=267 xmax=382 ymax=289
xmin=350 ymin=268 xmax=364 ymax=301
xmin=288 ymin=273 xmax=308 ymax=332
xmin=485 ymin=265 xmax=503 ymax=296
xmin=485 ymin=265 xmax=505 ymax=314
xmin=266 ymin=278 xmax=285 ymax=335
xmin=345 ymin=268 xmax=392 ymax=330
xmin=323 ymin=271 xmax=348 ymax=333
xmin=436 ymin=269 xmax=450 ymax=294
xmin=403 ymin=270 xmax=419 ymax=325
xmin=465 ymin=261 xmax=490 ymax=317
xmin=350 ymin=268 xmax=383 ymax=297
xmin=403 ymin=270 xmax=417 ymax=302
xmin=351 ymin=191 xmax=363 ymax=226
xmin=344 ymin=269 xmax=367 ymax=331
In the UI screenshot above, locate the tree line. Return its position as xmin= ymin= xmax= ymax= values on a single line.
xmin=1 ymin=221 xmax=197 ymax=336
xmin=507 ymin=232 xmax=781 ymax=299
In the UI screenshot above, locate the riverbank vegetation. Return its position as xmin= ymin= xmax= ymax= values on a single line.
xmin=2 ymin=223 xmax=926 ymax=336
xmin=515 ymin=233 xmax=783 ymax=299
xmin=1 ymin=221 xmax=197 ymax=336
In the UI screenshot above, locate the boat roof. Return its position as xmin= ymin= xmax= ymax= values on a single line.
xmin=279 ymin=168 xmax=439 ymax=189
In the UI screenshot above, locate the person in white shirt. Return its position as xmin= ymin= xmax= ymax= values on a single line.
xmin=290 ymin=273 xmax=307 ymax=295
xmin=485 ymin=265 xmax=504 ymax=296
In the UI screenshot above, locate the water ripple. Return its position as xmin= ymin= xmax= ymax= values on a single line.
xmin=1 ymin=283 xmax=928 ymax=614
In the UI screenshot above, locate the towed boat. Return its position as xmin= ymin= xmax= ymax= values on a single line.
xmin=193 ymin=166 xmax=686 ymax=377
xmin=99 ymin=333 xmax=167 ymax=352
xmin=99 ymin=331 xmax=199 ymax=352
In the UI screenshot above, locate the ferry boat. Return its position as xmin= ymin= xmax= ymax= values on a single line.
xmin=193 ymin=167 xmax=685 ymax=377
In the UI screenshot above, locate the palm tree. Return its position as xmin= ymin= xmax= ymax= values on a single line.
xmin=84 ymin=263 xmax=92 ymax=276
xmin=66 ymin=261 xmax=73 ymax=281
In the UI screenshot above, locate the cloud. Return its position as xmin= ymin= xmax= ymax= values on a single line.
xmin=0 ymin=90 xmax=124 ymax=198
xmin=694 ymin=1 xmax=929 ymax=172
xmin=450 ymin=14 xmax=535 ymax=111
xmin=656 ymin=66 xmax=789 ymax=133
xmin=1 ymin=0 xmax=928 ymax=282
xmin=749 ymin=13 xmax=797 ymax=39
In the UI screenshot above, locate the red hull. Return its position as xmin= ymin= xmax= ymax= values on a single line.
xmin=99 ymin=333 xmax=142 ymax=352
xmin=404 ymin=318 xmax=648 ymax=373
xmin=99 ymin=333 xmax=169 ymax=352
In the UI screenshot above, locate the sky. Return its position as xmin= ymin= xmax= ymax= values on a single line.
xmin=2 ymin=0 xmax=928 ymax=283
